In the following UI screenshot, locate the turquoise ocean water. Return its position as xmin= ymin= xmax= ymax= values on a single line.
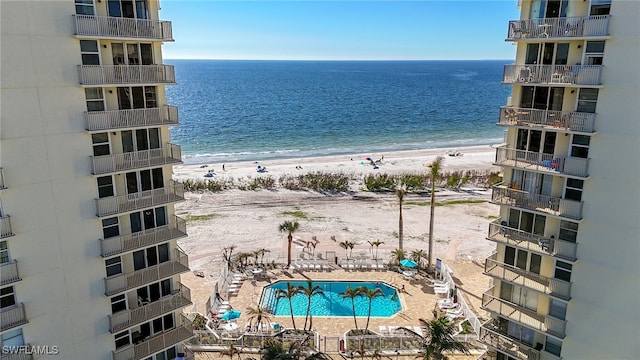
xmin=166 ymin=60 xmax=510 ymax=164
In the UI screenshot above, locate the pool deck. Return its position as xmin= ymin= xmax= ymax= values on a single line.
xmin=214 ymin=266 xmax=444 ymax=338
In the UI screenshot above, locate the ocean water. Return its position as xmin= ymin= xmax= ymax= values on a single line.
xmin=166 ymin=60 xmax=509 ymax=164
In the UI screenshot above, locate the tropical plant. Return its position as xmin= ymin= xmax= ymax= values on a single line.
xmin=427 ymin=156 xmax=444 ymax=270
xmin=301 ymin=279 xmax=324 ymax=331
xmin=370 ymin=240 xmax=384 ymax=260
xmin=416 ymin=316 xmax=470 ymax=360
xmin=389 ymin=248 xmax=406 ymax=266
xmin=279 ymin=220 xmax=300 ymax=267
xmin=361 ymin=286 xmax=384 ymax=331
xmin=222 ymin=245 xmax=237 ymax=267
xmin=339 ymin=240 xmax=356 ymax=260
xmin=396 ymin=184 xmax=407 ymax=250
xmin=259 ymin=248 xmax=271 ymax=265
xmin=221 ymin=341 xmax=242 ymax=360
xmin=246 ymin=305 xmax=273 ymax=333
xmin=275 ymin=282 xmax=302 ymax=329
xmin=411 ymin=249 xmax=427 ymax=269
xmin=340 ymin=286 xmax=363 ymax=330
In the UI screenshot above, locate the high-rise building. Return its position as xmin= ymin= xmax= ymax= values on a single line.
xmin=480 ymin=1 xmax=639 ymax=359
xmin=1 ymin=1 xmax=193 ymax=359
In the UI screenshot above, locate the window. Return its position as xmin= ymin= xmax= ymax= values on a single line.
xmin=125 ymin=169 xmax=164 ymax=194
xmin=111 ymin=294 xmax=127 ymax=313
xmin=117 ymin=87 xmax=158 ymax=110
xmin=75 ymin=0 xmax=95 ymax=15
xmin=0 ymin=286 xmax=16 ymax=308
xmin=85 ymin=88 xmax=105 ymax=112
xmin=585 ymin=41 xmax=605 ymax=65
xmin=111 ymin=43 xmax=153 ymax=65
xmin=108 ymin=0 xmax=149 ymax=19
xmin=559 ymin=220 xmax=579 ymax=243
xmin=80 ymin=40 xmax=100 ymax=65
xmin=508 ymin=209 xmax=546 ymax=236
xmin=549 ymin=299 xmax=567 ymax=320
xmin=133 ymin=243 xmax=170 ymax=271
xmin=565 ymin=178 xmax=584 ymax=201
xmin=114 ymin=330 xmax=130 ymax=349
xmin=529 ymin=253 xmax=542 ymax=274
xmin=121 ymin=128 xmax=161 ymax=152
xmin=576 ymin=89 xmax=598 ymax=113
xmin=105 ymin=256 xmax=122 ymax=277
xmin=590 ymin=0 xmax=611 ymax=15
xmin=153 ymin=347 xmax=177 ymax=360
xmin=130 ymin=207 xmax=167 ymax=233
xmin=521 ymin=86 xmax=565 ymax=111
xmin=545 ymin=336 xmax=562 ymax=356
xmin=137 ymin=279 xmax=171 ymax=304
xmin=97 ymin=176 xmax=115 ymax=198
xmin=0 ymin=241 xmax=8 ymax=264
xmin=1 ymin=328 xmax=24 ymax=348
xmin=554 ymin=261 xmax=572 ymax=282
xmin=570 ymin=135 xmax=590 ymax=158
xmin=102 ymin=217 xmax=120 ymax=239
xmin=92 ymin=133 xmax=111 ymax=156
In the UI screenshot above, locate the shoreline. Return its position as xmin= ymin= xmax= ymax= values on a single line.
xmin=174 ymin=144 xmax=501 ymax=183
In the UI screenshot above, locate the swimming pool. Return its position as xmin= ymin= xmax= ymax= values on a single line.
xmin=259 ymin=280 xmax=402 ymax=317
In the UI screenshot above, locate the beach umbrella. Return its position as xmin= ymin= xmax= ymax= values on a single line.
xmin=400 ymin=259 xmax=418 ymax=268
xmin=220 ymin=309 xmax=241 ymax=321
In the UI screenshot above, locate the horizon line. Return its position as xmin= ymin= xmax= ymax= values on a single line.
xmin=165 ymin=58 xmax=513 ymax=61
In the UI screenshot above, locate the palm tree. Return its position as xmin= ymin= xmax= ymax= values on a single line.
xmin=411 ymin=249 xmax=427 ymax=270
xmin=259 ymin=248 xmax=271 ymax=265
xmin=389 ymin=248 xmax=406 ymax=266
xmin=275 ymin=281 xmax=302 ymax=329
xmin=279 ymin=221 xmax=300 ymax=267
xmin=361 ymin=286 xmax=384 ymax=331
xmin=396 ymin=184 xmax=407 ymax=250
xmin=371 ymin=240 xmax=384 ymax=260
xmin=347 ymin=241 xmax=356 ymax=259
xmin=339 ymin=240 xmax=353 ymax=260
xmin=416 ymin=316 xmax=470 ymax=360
xmin=222 ymin=245 xmax=237 ymax=267
xmin=340 ymin=286 xmax=363 ymax=330
xmin=427 ymin=156 xmax=444 ymax=271
xmin=300 ymin=279 xmax=324 ymax=331
xmin=246 ymin=305 xmax=273 ymax=333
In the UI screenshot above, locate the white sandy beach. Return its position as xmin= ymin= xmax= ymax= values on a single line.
xmin=176 ymin=144 xmax=500 ymax=314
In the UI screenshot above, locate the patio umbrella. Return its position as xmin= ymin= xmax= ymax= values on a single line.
xmin=220 ymin=309 xmax=241 ymax=321
xmin=400 ymin=259 xmax=418 ymax=268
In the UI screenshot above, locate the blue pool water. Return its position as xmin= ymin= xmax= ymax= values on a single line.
xmin=259 ymin=281 xmax=402 ymax=317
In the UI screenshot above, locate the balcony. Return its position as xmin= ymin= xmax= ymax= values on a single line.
xmin=91 ymin=143 xmax=182 ymax=175
xmin=78 ymin=65 xmax=176 ymax=86
xmin=109 ymin=283 xmax=192 ymax=333
xmin=0 ymin=261 xmax=21 ymax=285
xmin=104 ymin=248 xmax=190 ymax=296
xmin=0 ymin=167 xmax=6 ymax=189
xmin=485 ymin=254 xmax=571 ymax=300
xmin=72 ymin=15 xmax=174 ymax=41
xmin=482 ymin=289 xmax=566 ymax=338
xmin=0 ymin=304 xmax=28 ymax=331
xmin=488 ymin=220 xmax=577 ymax=261
xmin=506 ymin=15 xmax=610 ymax=41
xmin=101 ymin=216 xmax=187 ymax=258
xmin=495 ymin=146 xmax=589 ymax=179
xmin=492 ymin=185 xmax=583 ymax=220
xmin=1 ymin=215 xmax=15 ymax=238
xmin=498 ymin=107 xmax=596 ymax=133
xmin=112 ymin=315 xmax=194 ymax=360
xmin=86 ymin=106 xmax=179 ymax=132
xmin=95 ymin=180 xmax=185 ymax=218
xmin=503 ymin=64 xmax=602 ymax=86
xmin=480 ymin=324 xmax=541 ymax=360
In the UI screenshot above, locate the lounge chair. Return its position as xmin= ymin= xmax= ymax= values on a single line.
xmin=379 ymin=325 xmax=388 ymax=335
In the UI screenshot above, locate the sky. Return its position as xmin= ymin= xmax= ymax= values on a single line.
xmin=160 ymin=1 xmax=520 ymax=61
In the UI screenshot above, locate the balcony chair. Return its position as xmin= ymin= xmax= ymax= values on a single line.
xmin=561 ymin=66 xmax=581 ymax=84
xmin=564 ymin=19 xmax=584 ymax=36
xmin=510 ymin=21 xmax=530 ymax=39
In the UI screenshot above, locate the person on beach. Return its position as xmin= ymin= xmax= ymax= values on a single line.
xmin=222 ymin=164 xmax=225 ymax=171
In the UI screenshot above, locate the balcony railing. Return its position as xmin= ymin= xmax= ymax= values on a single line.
xmin=104 ymin=248 xmax=190 ymax=296
xmin=91 ymin=143 xmax=182 ymax=175
xmin=498 ymin=106 xmax=596 ymax=133
xmin=506 ymin=15 xmax=610 ymax=41
xmin=86 ymin=106 xmax=179 ymax=132
xmin=78 ymin=65 xmax=176 ymax=86
xmin=0 ymin=343 xmax=34 ymax=360
xmin=0 ymin=167 xmax=6 ymax=189
xmin=0 ymin=304 xmax=28 ymax=331
xmin=482 ymin=289 xmax=566 ymax=338
xmin=101 ymin=216 xmax=187 ymax=258
xmin=112 ymin=315 xmax=194 ymax=360
xmin=95 ymin=180 xmax=185 ymax=218
xmin=0 ymin=261 xmax=21 ymax=285
xmin=503 ymin=64 xmax=602 ymax=86
xmin=492 ymin=185 xmax=583 ymax=220
xmin=72 ymin=15 xmax=174 ymax=41
xmin=488 ymin=220 xmax=577 ymax=261
xmin=1 ymin=215 xmax=14 ymax=238
xmin=480 ymin=324 xmax=540 ymax=360
xmin=495 ymin=146 xmax=590 ymax=178
xmin=109 ymin=283 xmax=192 ymax=333
xmin=485 ymin=254 xmax=571 ymax=300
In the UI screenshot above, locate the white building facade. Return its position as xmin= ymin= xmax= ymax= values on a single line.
xmin=1 ymin=1 xmax=193 ymax=359
xmin=481 ymin=0 xmax=639 ymax=359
